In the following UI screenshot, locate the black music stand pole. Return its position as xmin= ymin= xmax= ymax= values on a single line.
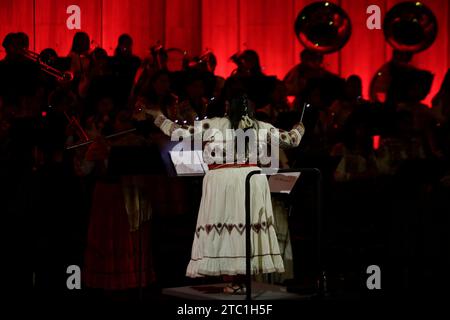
xmin=245 ymin=170 xmax=262 ymax=301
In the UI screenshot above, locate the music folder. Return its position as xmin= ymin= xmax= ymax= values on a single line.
xmin=169 ymin=149 xmax=208 ymax=176
xmin=268 ymin=172 xmax=301 ymax=194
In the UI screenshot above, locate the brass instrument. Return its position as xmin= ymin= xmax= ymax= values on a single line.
xmin=291 ymin=2 xmax=351 ymax=114
xmin=21 ymin=49 xmax=74 ymax=81
xmin=152 ymin=41 xmax=220 ymax=73
xmin=384 ymin=1 xmax=437 ymax=53
xmin=294 ymin=1 xmax=352 ymax=54
xmin=146 ymin=41 xmax=220 ymax=76
xmin=370 ymin=1 xmax=437 ymax=102
xmin=185 ymin=49 xmax=216 ymax=73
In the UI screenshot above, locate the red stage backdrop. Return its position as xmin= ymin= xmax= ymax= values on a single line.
xmin=0 ymin=0 xmax=449 ymax=103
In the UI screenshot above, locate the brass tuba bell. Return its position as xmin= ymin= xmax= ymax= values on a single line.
xmin=294 ymin=1 xmax=351 ymax=54
xmin=384 ymin=1 xmax=438 ymax=53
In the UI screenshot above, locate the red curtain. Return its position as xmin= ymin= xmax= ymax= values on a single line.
xmin=1 ymin=0 xmax=449 ymax=103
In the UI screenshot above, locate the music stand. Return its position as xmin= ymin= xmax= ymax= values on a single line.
xmin=107 ymin=145 xmax=167 ymax=300
xmin=244 ymin=168 xmax=322 ymax=301
xmin=159 ymin=140 xmax=209 ymax=178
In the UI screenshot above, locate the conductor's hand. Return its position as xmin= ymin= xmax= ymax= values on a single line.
xmin=297 ymin=122 xmax=305 ymax=135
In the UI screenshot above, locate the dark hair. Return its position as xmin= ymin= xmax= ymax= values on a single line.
xmin=71 ymin=32 xmax=90 ymax=54
xmin=346 ymin=74 xmax=362 ymax=86
xmin=91 ymin=47 xmax=108 ymax=60
xmin=345 ymin=74 xmax=363 ymax=99
xmin=15 ymin=32 xmax=29 ymax=49
xmin=40 ymin=48 xmax=57 ymax=57
xmin=114 ymin=34 xmax=133 ymax=56
xmin=239 ymin=50 xmax=263 ymax=75
xmin=118 ymin=34 xmax=132 ymax=45
xmin=227 ymin=94 xmax=256 ymax=130
xmin=2 ymin=32 xmax=29 ymax=52
xmin=2 ymin=33 xmax=15 ymax=50
xmin=39 ymin=48 xmax=58 ymax=66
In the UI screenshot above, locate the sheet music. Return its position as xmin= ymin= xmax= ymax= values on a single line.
xmin=268 ymin=172 xmax=301 ymax=194
xmin=169 ymin=150 xmax=208 ymax=176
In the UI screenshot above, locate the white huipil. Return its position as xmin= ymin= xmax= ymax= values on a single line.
xmin=154 ymin=114 xmax=304 ymax=277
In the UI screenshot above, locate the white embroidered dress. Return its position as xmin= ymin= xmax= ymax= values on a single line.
xmin=153 ymin=114 xmax=304 ymax=277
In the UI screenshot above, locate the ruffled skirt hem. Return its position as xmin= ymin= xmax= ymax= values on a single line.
xmin=186 ymin=254 xmax=285 ymax=278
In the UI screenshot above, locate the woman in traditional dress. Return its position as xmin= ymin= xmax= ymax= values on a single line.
xmin=138 ymin=93 xmax=305 ymax=293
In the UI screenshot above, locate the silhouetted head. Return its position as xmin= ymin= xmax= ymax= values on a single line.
xmin=345 ymin=75 xmax=363 ymax=100
xmin=115 ymin=33 xmax=133 ymax=57
xmin=237 ymin=50 xmax=262 ymax=75
xmin=226 ymin=93 xmax=256 ymax=130
xmin=2 ymin=32 xmax=29 ymax=59
xmin=91 ymin=47 xmax=108 ymax=60
xmin=71 ymin=32 xmax=90 ymax=54
xmin=300 ymin=49 xmax=323 ymax=68
xmin=2 ymin=33 xmax=16 ymax=56
xmin=15 ymin=32 xmax=29 ymax=50
xmin=392 ymin=50 xmax=413 ymax=64
xmin=39 ymin=48 xmax=58 ymax=65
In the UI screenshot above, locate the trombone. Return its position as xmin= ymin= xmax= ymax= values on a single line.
xmin=21 ymin=49 xmax=74 ymax=82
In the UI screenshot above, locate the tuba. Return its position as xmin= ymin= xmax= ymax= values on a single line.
xmin=290 ymin=2 xmax=350 ymax=112
xmin=370 ymin=1 xmax=437 ymax=102
xmin=384 ymin=1 xmax=437 ymax=53
xmin=294 ymin=1 xmax=352 ymax=54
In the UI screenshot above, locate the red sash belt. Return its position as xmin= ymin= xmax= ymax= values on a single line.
xmin=208 ymin=163 xmax=258 ymax=170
